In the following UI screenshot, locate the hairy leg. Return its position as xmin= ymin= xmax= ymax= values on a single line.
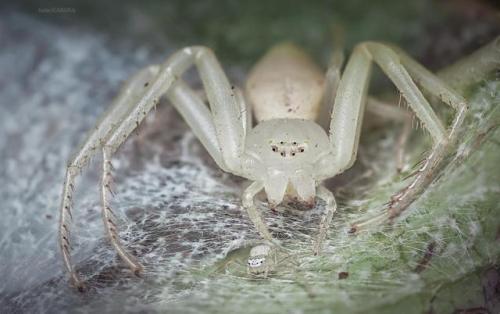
xmin=364 ymin=42 xmax=467 ymax=220
xmin=326 ymin=41 xmax=467 ymax=232
xmin=350 ymin=38 xmax=499 ymax=231
xmin=100 ymin=151 xmax=143 ymax=274
xmin=59 ymin=66 xmax=159 ymax=288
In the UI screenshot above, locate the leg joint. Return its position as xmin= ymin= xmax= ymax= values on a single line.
xmin=242 ymin=192 xmax=254 ymax=208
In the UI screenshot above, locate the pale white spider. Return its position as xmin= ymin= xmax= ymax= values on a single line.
xmin=246 ymin=244 xmax=295 ymax=278
xmin=59 ymin=41 xmax=471 ymax=289
xmin=247 ymin=244 xmax=275 ymax=277
xmin=212 ymin=242 xmax=294 ymax=278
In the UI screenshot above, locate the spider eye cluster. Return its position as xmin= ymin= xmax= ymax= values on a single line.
xmin=247 ymin=257 xmax=266 ymax=267
xmin=270 ymin=140 xmax=306 ymax=158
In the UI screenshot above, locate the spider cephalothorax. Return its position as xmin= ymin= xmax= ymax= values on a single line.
xmin=243 ymin=119 xmax=333 ymax=207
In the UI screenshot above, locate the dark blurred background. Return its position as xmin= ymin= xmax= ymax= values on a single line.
xmin=3 ymin=0 xmax=499 ymax=67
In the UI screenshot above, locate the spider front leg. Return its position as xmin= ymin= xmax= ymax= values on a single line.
xmin=320 ymin=45 xmax=412 ymax=173
xmin=327 ymin=42 xmax=467 ymax=232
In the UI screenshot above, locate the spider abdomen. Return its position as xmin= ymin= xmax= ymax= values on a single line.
xmin=245 ymin=43 xmax=325 ymax=122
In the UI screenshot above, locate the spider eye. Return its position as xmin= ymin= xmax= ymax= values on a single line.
xmin=280 ymin=151 xmax=286 ymax=157
xmin=280 ymin=141 xmax=284 ymax=145
xmin=248 ymin=257 xmax=265 ymax=267
xmin=292 ymin=141 xmax=297 ymax=145
xmin=271 ymin=146 xmax=278 ymax=152
xmin=291 ymin=152 xmax=296 ymax=156
xmin=299 ymin=148 xmax=305 ymax=153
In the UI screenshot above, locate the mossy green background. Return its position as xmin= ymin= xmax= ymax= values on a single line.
xmin=171 ymin=80 xmax=500 ymax=314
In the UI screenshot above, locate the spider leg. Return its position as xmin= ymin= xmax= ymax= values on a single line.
xmin=190 ymin=84 xmax=250 ymax=137
xmin=320 ymin=44 xmax=412 ymax=172
xmin=366 ymin=43 xmax=467 ymax=221
xmin=317 ymin=45 xmax=345 ymax=129
xmin=234 ymin=86 xmax=252 ymax=136
xmin=166 ymin=79 xmax=229 ymax=171
xmin=59 ymin=65 xmax=160 ymax=289
xmin=100 ymin=150 xmax=145 ymax=275
xmin=326 ymin=42 xmax=467 ymax=231
xmin=242 ymin=182 xmax=280 ymax=247
xmin=313 ymin=185 xmax=337 ymax=255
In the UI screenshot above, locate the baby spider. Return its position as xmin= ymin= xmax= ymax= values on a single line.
xmin=210 ymin=242 xmax=296 ymax=279
xmin=247 ymin=244 xmax=277 ymax=278
xmin=246 ymin=243 xmax=300 ymax=278
xmin=59 ymin=41 xmax=470 ymax=288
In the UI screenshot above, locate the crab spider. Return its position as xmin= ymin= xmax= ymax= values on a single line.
xmin=246 ymin=244 xmax=281 ymax=278
xmin=59 ymin=41 xmax=468 ymax=288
